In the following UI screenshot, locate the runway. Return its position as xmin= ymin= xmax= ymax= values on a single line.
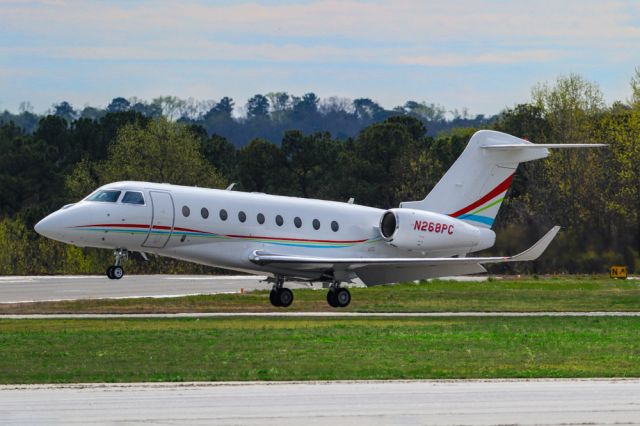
xmin=0 ymin=275 xmax=280 ymax=303
xmin=2 ymin=379 xmax=639 ymax=425
xmin=0 ymin=274 xmax=479 ymax=304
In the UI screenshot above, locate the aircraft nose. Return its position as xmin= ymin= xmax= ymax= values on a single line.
xmin=34 ymin=216 xmax=55 ymax=238
xmin=34 ymin=213 xmax=65 ymax=241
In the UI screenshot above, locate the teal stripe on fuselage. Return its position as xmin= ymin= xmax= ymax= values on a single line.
xmin=458 ymin=214 xmax=494 ymax=226
xmin=72 ymin=227 xmax=367 ymax=248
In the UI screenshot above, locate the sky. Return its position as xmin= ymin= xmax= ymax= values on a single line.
xmin=1 ymin=0 xmax=639 ymax=116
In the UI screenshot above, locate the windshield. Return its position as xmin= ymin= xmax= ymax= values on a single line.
xmin=122 ymin=191 xmax=145 ymax=205
xmin=86 ymin=190 xmax=121 ymax=203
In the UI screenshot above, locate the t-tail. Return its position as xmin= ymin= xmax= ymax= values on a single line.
xmin=400 ymin=130 xmax=606 ymax=229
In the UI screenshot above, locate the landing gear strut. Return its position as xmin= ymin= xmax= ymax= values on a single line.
xmin=106 ymin=249 xmax=128 ymax=280
xmin=269 ymin=275 xmax=294 ymax=307
xmin=327 ymin=281 xmax=351 ymax=308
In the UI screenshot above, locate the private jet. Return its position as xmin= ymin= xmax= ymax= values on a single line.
xmin=35 ymin=130 xmax=605 ymax=307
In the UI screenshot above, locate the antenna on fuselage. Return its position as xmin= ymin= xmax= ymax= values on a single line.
xmin=347 ymin=197 xmax=355 ymax=204
xmin=226 ymin=183 xmax=237 ymax=191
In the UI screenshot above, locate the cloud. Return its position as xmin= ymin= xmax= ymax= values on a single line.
xmin=0 ymin=42 xmax=386 ymax=64
xmin=2 ymin=1 xmax=639 ymax=47
xmin=1 ymin=0 xmax=639 ymax=113
xmin=398 ymin=50 xmax=565 ymax=67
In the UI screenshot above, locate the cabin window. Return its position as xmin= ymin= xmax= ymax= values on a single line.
xmin=294 ymin=217 xmax=302 ymax=228
xmin=122 ymin=191 xmax=145 ymax=205
xmin=86 ymin=190 xmax=121 ymax=203
xmin=313 ymin=219 xmax=320 ymax=230
xmin=276 ymin=215 xmax=284 ymax=226
xmin=219 ymin=209 xmax=228 ymax=221
xmin=238 ymin=211 xmax=247 ymax=223
xmin=182 ymin=206 xmax=190 ymax=217
xmin=331 ymin=220 xmax=339 ymax=232
xmin=257 ymin=213 xmax=265 ymax=224
xmin=201 ymin=208 xmax=209 ymax=219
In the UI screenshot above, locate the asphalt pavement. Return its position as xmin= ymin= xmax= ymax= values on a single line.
xmin=0 ymin=275 xmax=277 ymax=303
xmin=2 ymin=379 xmax=639 ymax=425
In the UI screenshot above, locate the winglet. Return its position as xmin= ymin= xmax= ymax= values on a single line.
xmin=508 ymin=226 xmax=561 ymax=262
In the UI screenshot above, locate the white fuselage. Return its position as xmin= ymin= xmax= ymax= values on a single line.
xmin=35 ymin=181 xmax=495 ymax=281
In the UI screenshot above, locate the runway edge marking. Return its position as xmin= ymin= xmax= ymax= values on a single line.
xmin=2 ymin=311 xmax=640 ymax=319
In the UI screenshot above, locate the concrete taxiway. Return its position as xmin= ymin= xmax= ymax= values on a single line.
xmin=2 ymin=379 xmax=639 ymax=425
xmin=0 ymin=275 xmax=279 ymax=303
xmin=0 ymin=274 xmax=484 ymax=304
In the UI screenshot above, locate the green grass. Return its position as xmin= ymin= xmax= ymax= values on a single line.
xmin=2 ymin=276 xmax=639 ymax=313
xmin=1 ymin=316 xmax=640 ymax=383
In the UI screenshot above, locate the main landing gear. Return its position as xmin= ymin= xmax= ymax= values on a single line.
xmin=269 ymin=275 xmax=294 ymax=307
xmin=327 ymin=281 xmax=351 ymax=308
xmin=267 ymin=276 xmax=351 ymax=308
xmin=106 ymin=249 xmax=128 ymax=280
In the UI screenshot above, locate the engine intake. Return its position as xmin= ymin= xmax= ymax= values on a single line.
xmin=380 ymin=211 xmax=397 ymax=239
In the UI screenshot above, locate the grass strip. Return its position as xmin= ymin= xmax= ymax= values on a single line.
xmin=1 ymin=316 xmax=639 ymax=383
xmin=2 ymin=276 xmax=639 ymax=314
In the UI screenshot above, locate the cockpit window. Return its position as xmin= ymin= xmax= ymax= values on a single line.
xmin=122 ymin=191 xmax=145 ymax=205
xmin=86 ymin=190 xmax=121 ymax=203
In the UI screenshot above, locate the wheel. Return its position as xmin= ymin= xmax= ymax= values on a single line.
xmin=269 ymin=290 xmax=281 ymax=307
xmin=111 ymin=265 xmax=124 ymax=280
xmin=335 ymin=288 xmax=351 ymax=308
xmin=326 ymin=289 xmax=339 ymax=308
xmin=278 ymin=288 xmax=294 ymax=307
xmin=106 ymin=266 xmax=115 ymax=279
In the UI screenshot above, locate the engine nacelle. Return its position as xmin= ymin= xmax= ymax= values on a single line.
xmin=379 ymin=208 xmax=495 ymax=253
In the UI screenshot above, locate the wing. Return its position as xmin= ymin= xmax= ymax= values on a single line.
xmin=250 ymin=226 xmax=561 ymax=286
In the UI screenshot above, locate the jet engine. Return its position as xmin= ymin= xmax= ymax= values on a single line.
xmin=379 ymin=208 xmax=495 ymax=252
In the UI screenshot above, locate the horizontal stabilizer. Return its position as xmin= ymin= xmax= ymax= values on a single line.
xmin=481 ymin=143 xmax=608 ymax=150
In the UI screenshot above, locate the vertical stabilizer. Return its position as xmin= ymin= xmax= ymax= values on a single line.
xmin=400 ymin=130 xmax=550 ymax=229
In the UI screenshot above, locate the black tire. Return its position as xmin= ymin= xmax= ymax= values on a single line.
xmin=278 ymin=288 xmax=294 ymax=307
xmin=112 ymin=266 xmax=124 ymax=280
xmin=269 ymin=290 xmax=281 ymax=307
xmin=106 ymin=266 xmax=115 ymax=279
xmin=326 ymin=289 xmax=339 ymax=308
xmin=335 ymin=288 xmax=351 ymax=308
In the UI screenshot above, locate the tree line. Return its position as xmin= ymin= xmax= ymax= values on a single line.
xmin=1 ymin=71 xmax=639 ymax=276
xmin=1 ymin=93 xmax=492 ymax=148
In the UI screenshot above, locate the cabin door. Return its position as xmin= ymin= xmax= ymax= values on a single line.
xmin=142 ymin=191 xmax=174 ymax=248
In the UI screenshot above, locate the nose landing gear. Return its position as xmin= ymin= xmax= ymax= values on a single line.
xmin=269 ymin=275 xmax=294 ymax=307
xmin=106 ymin=249 xmax=128 ymax=280
xmin=327 ymin=281 xmax=351 ymax=308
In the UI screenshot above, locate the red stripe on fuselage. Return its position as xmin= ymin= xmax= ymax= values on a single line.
xmin=449 ymin=173 xmax=514 ymax=218
xmin=74 ymin=223 xmax=212 ymax=234
xmin=74 ymin=223 xmax=368 ymax=244
xmin=74 ymin=223 xmax=150 ymax=229
xmin=225 ymin=234 xmax=368 ymax=244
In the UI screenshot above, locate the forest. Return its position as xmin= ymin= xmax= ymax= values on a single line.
xmin=1 ymin=72 xmax=639 ymax=276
